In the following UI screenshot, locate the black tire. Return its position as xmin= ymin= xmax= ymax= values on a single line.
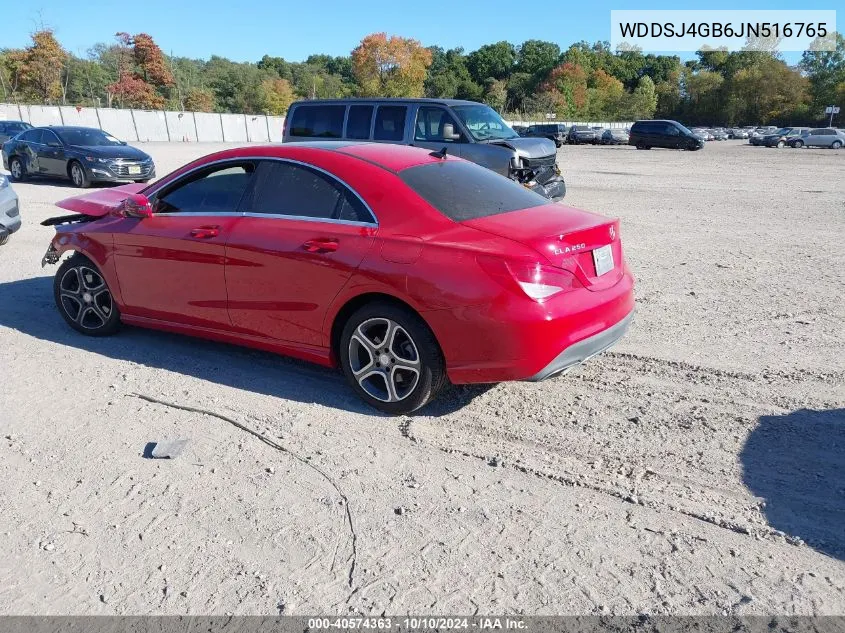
xmin=635 ymin=143 xmax=645 ymax=150
xmin=54 ymin=253 xmax=121 ymax=336
xmin=832 ymin=140 xmax=843 ymax=150
xmin=9 ymin=157 xmax=25 ymax=182
xmin=645 ymin=146 xmax=652 ymax=150
xmin=0 ymin=233 xmax=8 ymax=246
xmin=792 ymin=140 xmax=804 ymax=149
xmin=69 ymin=161 xmax=91 ymax=188
xmin=339 ymin=301 xmax=446 ymax=415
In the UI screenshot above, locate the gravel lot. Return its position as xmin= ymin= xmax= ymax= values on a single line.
xmin=0 ymin=140 xmax=843 ymax=615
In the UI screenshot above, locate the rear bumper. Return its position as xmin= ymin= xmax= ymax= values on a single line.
xmin=433 ymin=265 xmax=635 ymax=384
xmin=526 ymin=310 xmax=633 ymax=381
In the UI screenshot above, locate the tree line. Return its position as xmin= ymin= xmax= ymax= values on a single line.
xmin=1 ymin=29 xmax=843 ymax=126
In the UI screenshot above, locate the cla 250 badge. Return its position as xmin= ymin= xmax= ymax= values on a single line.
xmin=554 ymin=242 xmax=586 ymax=256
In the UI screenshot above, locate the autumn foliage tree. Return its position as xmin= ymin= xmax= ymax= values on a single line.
xmin=106 ymin=32 xmax=171 ymax=109
xmin=352 ymin=33 xmax=432 ymax=97
xmin=5 ymin=30 xmax=68 ymax=103
xmin=184 ymin=87 xmax=215 ymax=112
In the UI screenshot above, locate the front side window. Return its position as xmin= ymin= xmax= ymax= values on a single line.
xmin=289 ymin=105 xmax=345 ymax=138
xmin=451 ymin=104 xmax=518 ymax=141
xmin=374 ymin=106 xmax=407 ymax=141
xmin=240 ymin=161 xmax=374 ymax=223
xmin=414 ymin=106 xmax=463 ymax=143
xmin=42 ymin=130 xmax=62 ymax=146
xmin=155 ymin=163 xmax=255 ymax=214
xmin=20 ymin=129 xmax=44 ymax=143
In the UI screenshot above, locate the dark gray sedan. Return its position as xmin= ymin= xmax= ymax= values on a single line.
xmin=1 ymin=126 xmax=155 ymax=188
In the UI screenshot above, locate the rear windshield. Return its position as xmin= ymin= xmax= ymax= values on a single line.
xmin=399 ymin=160 xmax=547 ymax=222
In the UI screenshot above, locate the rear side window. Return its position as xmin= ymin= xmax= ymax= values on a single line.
xmin=346 ymin=105 xmax=373 ymax=139
xmin=374 ymin=106 xmax=407 ymax=141
xmin=399 ymin=160 xmax=547 ymax=222
xmin=241 ymin=160 xmax=374 ymax=223
xmin=289 ymin=105 xmax=345 ymax=138
xmin=156 ymin=163 xmax=255 ymax=214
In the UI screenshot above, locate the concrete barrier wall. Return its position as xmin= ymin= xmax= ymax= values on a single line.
xmin=245 ymin=115 xmax=270 ymax=142
xmin=59 ymin=106 xmax=100 ymax=128
xmin=1 ymin=102 xmax=287 ymax=143
xmin=1 ymin=103 xmax=25 ymax=121
xmin=507 ymin=120 xmax=634 ymax=129
xmin=220 ymin=113 xmax=248 ymax=142
xmin=194 ymin=112 xmax=224 ymax=142
xmin=96 ymin=108 xmax=138 ymax=141
xmin=267 ymin=116 xmax=285 ymax=142
xmin=165 ymin=111 xmax=198 ymax=142
xmin=27 ymin=105 xmax=64 ymax=127
xmin=131 ymin=110 xmax=169 ymax=142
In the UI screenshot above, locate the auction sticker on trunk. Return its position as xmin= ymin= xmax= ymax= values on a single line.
xmin=593 ymin=244 xmax=614 ymax=276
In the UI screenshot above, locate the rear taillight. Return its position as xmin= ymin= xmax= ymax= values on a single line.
xmin=478 ymin=256 xmax=582 ymax=302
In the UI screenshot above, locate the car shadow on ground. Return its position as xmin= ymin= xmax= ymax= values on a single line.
xmin=0 ymin=276 xmax=490 ymax=417
xmin=741 ymin=407 xmax=845 ymax=561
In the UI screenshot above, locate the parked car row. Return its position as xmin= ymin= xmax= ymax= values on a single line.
xmin=749 ymin=126 xmax=845 ymax=149
xmin=513 ymin=123 xmax=630 ymax=146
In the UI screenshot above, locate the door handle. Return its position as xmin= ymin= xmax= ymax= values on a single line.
xmin=302 ymin=238 xmax=339 ymax=253
xmin=190 ymin=226 xmax=220 ymax=239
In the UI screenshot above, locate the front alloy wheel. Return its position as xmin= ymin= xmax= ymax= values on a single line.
xmin=340 ymin=302 xmax=445 ymax=414
xmin=54 ymin=254 xmax=121 ymax=336
xmin=70 ymin=162 xmax=90 ymax=188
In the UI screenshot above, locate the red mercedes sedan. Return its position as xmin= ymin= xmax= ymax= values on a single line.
xmin=41 ymin=142 xmax=634 ymax=414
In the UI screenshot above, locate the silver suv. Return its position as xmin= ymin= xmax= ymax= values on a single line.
xmin=283 ymin=98 xmax=566 ymax=200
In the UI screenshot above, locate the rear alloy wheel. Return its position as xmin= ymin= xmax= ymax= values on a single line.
xmin=340 ymin=302 xmax=445 ymax=414
xmin=69 ymin=161 xmax=90 ymax=188
xmin=776 ymin=140 xmax=785 ymax=148
xmin=9 ymin=157 xmax=25 ymax=181
xmin=54 ymin=254 xmax=121 ymax=336
xmin=792 ymin=140 xmax=804 ymax=149
xmin=832 ymin=140 xmax=843 ymax=149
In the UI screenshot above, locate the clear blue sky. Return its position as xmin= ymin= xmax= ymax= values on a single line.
xmin=3 ymin=0 xmax=827 ymax=63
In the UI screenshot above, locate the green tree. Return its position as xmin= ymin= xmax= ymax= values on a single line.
xmin=466 ymin=41 xmax=515 ymax=83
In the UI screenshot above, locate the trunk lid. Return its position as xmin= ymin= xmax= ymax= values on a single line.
xmin=463 ymin=203 xmax=623 ymax=291
xmin=54 ymin=183 xmax=146 ymax=218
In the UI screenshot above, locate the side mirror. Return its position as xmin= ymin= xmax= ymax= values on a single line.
xmin=122 ymin=193 xmax=153 ymax=219
xmin=442 ymin=123 xmax=461 ymax=141
xmin=120 ymin=141 xmax=127 ymax=146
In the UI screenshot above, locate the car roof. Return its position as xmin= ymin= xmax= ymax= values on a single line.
xmin=195 ymin=141 xmax=463 ymax=174
xmin=289 ymin=97 xmax=483 ymax=107
xmin=29 ymin=126 xmax=102 ymax=131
